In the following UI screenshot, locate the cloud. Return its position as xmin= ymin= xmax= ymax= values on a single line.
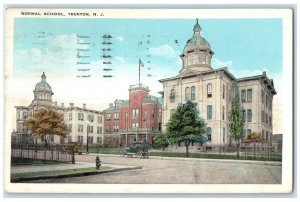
xmin=212 ymin=58 xmax=232 ymax=69
xmin=148 ymin=44 xmax=179 ymax=59
xmin=114 ymin=56 xmax=126 ymax=64
xmin=115 ymin=36 xmax=124 ymax=42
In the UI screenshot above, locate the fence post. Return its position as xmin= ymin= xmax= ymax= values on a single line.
xmin=72 ymin=145 xmax=75 ymax=164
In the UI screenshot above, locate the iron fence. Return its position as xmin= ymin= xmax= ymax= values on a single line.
xmin=11 ymin=144 xmax=73 ymax=163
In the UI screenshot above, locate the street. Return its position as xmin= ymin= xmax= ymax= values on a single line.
xmin=27 ymin=154 xmax=282 ymax=184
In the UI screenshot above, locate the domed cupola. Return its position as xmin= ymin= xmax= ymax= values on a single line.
xmin=180 ymin=19 xmax=214 ymax=73
xmin=33 ymin=72 xmax=53 ymax=102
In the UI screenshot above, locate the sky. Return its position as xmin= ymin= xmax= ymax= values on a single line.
xmin=10 ymin=18 xmax=283 ymax=133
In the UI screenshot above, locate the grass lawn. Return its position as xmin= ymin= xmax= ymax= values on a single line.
xmin=11 ymin=157 xmax=65 ymax=166
xmin=11 ymin=166 xmax=112 ymax=180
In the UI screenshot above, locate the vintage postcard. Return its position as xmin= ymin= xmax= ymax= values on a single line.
xmin=4 ymin=8 xmax=293 ymax=193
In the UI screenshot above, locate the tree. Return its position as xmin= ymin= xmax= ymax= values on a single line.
xmin=153 ymin=132 xmax=169 ymax=152
xmin=166 ymin=101 xmax=207 ymax=157
xmin=228 ymin=84 xmax=245 ymax=158
xmin=25 ymin=108 xmax=69 ymax=146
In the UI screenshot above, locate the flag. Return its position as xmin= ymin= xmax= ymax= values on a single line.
xmin=139 ymin=59 xmax=144 ymax=68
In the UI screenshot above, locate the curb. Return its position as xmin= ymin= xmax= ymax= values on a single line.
xmin=83 ymin=153 xmax=282 ymax=166
xmin=11 ymin=166 xmax=142 ymax=183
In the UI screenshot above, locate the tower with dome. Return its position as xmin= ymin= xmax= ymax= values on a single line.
xmin=159 ymin=19 xmax=277 ymax=147
xmin=13 ymin=72 xmax=104 ymax=145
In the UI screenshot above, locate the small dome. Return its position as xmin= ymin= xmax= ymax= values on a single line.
xmin=183 ymin=35 xmax=211 ymax=53
xmin=34 ymin=72 xmax=52 ymax=92
xmin=35 ymin=81 xmax=52 ymax=91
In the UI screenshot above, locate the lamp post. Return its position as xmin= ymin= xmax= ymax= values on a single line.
xmin=86 ymin=120 xmax=89 ymax=154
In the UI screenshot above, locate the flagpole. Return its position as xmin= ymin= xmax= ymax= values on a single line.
xmin=139 ymin=59 xmax=140 ymax=85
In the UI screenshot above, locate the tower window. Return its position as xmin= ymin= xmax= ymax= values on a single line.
xmin=185 ymin=87 xmax=190 ymax=101
xmin=170 ymin=89 xmax=175 ymax=103
xmin=207 ymin=84 xmax=212 ymax=98
xmin=207 ymin=127 xmax=212 ymax=141
xmin=207 ymin=105 xmax=212 ymax=120
xmin=191 ymin=86 xmax=196 ymax=100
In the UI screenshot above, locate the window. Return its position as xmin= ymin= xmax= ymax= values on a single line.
xmin=23 ymin=111 xmax=27 ymax=119
xmin=269 ymin=116 xmax=272 ymax=126
xmin=207 ymin=84 xmax=212 ymax=98
xmin=223 ymin=84 xmax=225 ymax=99
xmin=199 ymin=52 xmax=206 ymax=64
xmin=170 ymin=89 xmax=175 ymax=103
xmin=247 ymin=129 xmax=252 ymax=136
xmin=222 ymin=106 xmax=225 ymax=121
xmin=241 ymin=90 xmax=246 ymax=103
xmin=261 ymin=90 xmax=265 ymax=104
xmin=97 ymin=116 xmax=102 ymax=123
xmin=105 ymin=126 xmax=110 ymax=133
xmin=77 ymin=136 xmax=83 ymax=144
xmin=207 ymin=127 xmax=212 ymax=141
xmin=262 ymin=130 xmax=265 ymax=140
xmin=144 ymin=111 xmax=148 ymax=122
xmin=151 ymin=108 xmax=155 ymax=118
xmin=78 ymin=124 xmax=83 ymax=132
xmin=265 ymin=113 xmax=268 ymax=125
xmin=170 ymin=109 xmax=175 ymax=118
xmin=158 ymin=109 xmax=162 ymax=117
xmin=242 ymin=110 xmax=246 ymax=122
xmin=113 ymin=125 xmax=119 ymax=132
xmin=87 ymin=126 xmax=93 ymax=133
xmin=247 ymin=109 xmax=252 ymax=122
xmin=132 ymin=108 xmax=139 ymax=118
xmin=191 ymin=86 xmax=196 ymax=100
xmin=68 ymin=124 xmax=72 ymax=132
xmin=266 ymin=94 xmax=268 ymax=107
xmin=223 ymin=127 xmax=225 ymax=142
xmin=97 ymin=127 xmax=102 ymax=134
xmin=88 ymin=114 xmax=94 ymax=122
xmin=68 ymin=113 xmax=72 ymax=121
xmin=261 ymin=110 xmax=264 ymax=123
xmin=185 ymin=87 xmax=190 ymax=101
xmin=207 ymin=105 xmax=212 ymax=120
xmin=88 ymin=136 xmax=93 ymax=144
xmin=106 ymin=114 xmax=111 ymax=121
xmin=132 ymin=123 xmax=139 ymax=128
xmin=266 ymin=131 xmax=269 ymax=142
xmin=78 ymin=113 xmax=84 ymax=121
xmin=247 ymin=89 xmax=252 ymax=102
xmin=114 ymin=113 xmax=119 ymax=120
xmin=97 ymin=137 xmax=102 ymax=144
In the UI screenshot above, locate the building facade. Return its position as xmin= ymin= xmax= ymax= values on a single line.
xmin=159 ymin=20 xmax=276 ymax=146
xmin=103 ymin=83 xmax=162 ymax=146
xmin=13 ymin=72 xmax=104 ymax=145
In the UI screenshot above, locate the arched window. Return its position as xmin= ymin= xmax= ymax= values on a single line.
xmin=207 ymin=83 xmax=212 ymax=97
xmin=207 ymin=127 xmax=212 ymax=141
xmin=185 ymin=87 xmax=190 ymax=101
xmin=191 ymin=86 xmax=196 ymax=100
xmin=170 ymin=89 xmax=175 ymax=103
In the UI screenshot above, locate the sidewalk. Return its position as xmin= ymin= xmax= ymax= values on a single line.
xmin=11 ymin=162 xmax=142 ymax=182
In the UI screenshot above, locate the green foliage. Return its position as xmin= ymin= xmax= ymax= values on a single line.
xmin=166 ymin=101 xmax=207 ymax=156
xmin=25 ymin=108 xmax=69 ymax=144
xmin=153 ymin=132 xmax=169 ymax=151
xmin=228 ymin=84 xmax=245 ymax=143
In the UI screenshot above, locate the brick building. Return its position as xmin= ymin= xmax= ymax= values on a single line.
xmin=103 ymin=83 xmax=162 ymax=146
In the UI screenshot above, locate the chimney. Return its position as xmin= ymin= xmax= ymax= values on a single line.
xmin=61 ymin=103 xmax=64 ymax=108
xmin=69 ymin=103 xmax=74 ymax=107
xmin=109 ymin=103 xmax=113 ymax=108
xmin=83 ymin=103 xmax=86 ymax=109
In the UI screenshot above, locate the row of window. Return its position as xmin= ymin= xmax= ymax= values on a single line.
xmin=262 ymin=130 xmax=272 ymax=142
xmin=261 ymin=90 xmax=272 ymax=110
xmin=77 ymin=136 xmax=102 ymax=144
xmin=170 ymin=84 xmax=226 ymax=103
xmin=242 ymin=109 xmax=252 ymax=122
xmin=36 ymin=93 xmax=51 ymax=100
xmin=74 ymin=113 xmax=102 ymax=123
xmin=106 ymin=109 xmax=161 ymax=121
xmin=76 ymin=125 xmax=102 ymax=134
xmin=262 ymin=110 xmax=272 ymax=126
xmin=241 ymin=89 xmax=252 ymax=103
xmin=206 ymin=127 xmax=226 ymax=142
